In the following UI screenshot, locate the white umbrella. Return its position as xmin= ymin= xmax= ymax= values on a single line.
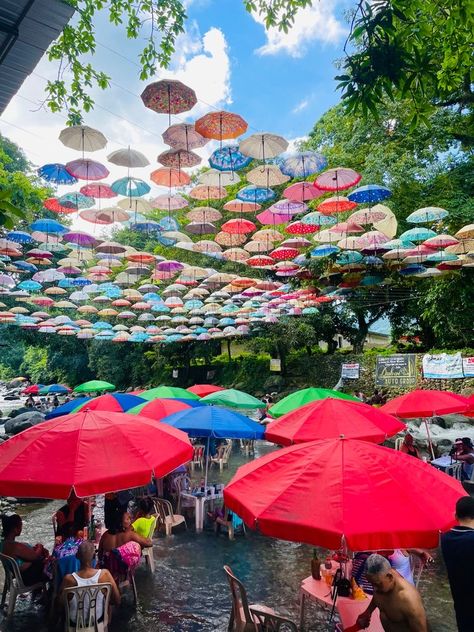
xmin=198 ymin=169 xmax=240 ymax=187
xmin=107 ymin=148 xmax=150 ymax=168
xmin=59 ymin=125 xmax=107 ymax=152
xmin=239 ymin=132 xmax=288 ymax=159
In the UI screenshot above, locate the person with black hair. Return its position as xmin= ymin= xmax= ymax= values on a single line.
xmin=132 ymin=497 xmax=155 ymax=538
xmin=441 ymin=496 xmax=474 ymax=632
xmin=55 ymin=490 xmax=89 ymax=539
xmin=452 ymin=438 xmax=474 ymax=481
xmin=0 ymin=514 xmax=48 ymax=585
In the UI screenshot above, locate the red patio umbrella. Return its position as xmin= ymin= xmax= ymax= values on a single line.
xmin=224 ymin=438 xmax=466 ymax=550
xmin=187 ymin=384 xmax=225 ymax=397
xmin=22 ymin=384 xmax=44 ymax=395
xmin=127 ymin=398 xmax=192 ymax=421
xmin=381 ymin=390 xmax=469 ymax=418
xmin=0 ymin=411 xmax=193 ymax=498
xmin=265 ymin=399 xmax=405 ymax=445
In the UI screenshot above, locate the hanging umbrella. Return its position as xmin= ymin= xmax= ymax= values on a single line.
xmin=239 ymin=133 xmax=288 ymax=159
xmin=209 ymin=145 xmax=252 ymax=171
xmin=424 ymin=234 xmax=459 ymax=248
xmin=237 ymin=186 xmax=275 ymax=203
xmin=79 ymin=208 xmax=129 ymax=224
xmin=187 ymin=207 xmax=222 ymax=222
xmin=244 ymin=240 xmax=272 ymax=253
xmin=246 ymin=164 xmax=290 ymax=187
xmin=222 ymin=248 xmax=250 ymax=262
xmin=162 ymin=123 xmax=207 ymax=150
xmin=195 ymin=111 xmax=248 ymax=140
xmin=318 ymin=196 xmax=357 ymax=214
xmin=189 ymin=185 xmax=227 ymax=200
xmin=284 ymin=182 xmax=325 ymax=203
xmin=455 ymin=224 xmax=474 ymax=240
xmin=158 ymin=148 xmax=201 ymax=169
xmin=107 ymin=148 xmax=149 ymax=168
xmin=150 ymin=167 xmax=190 ymax=187
xmin=0 ymin=410 xmax=192 ymax=498
xmin=256 ymin=209 xmax=292 ymax=225
xmin=224 ymin=200 xmax=260 ymax=214
xmin=285 ymin=221 xmax=319 ymax=235
xmin=349 ymin=207 xmax=388 ymax=225
xmin=186 ymin=222 xmax=217 ymax=235
xmin=215 ymin=232 xmax=247 ymax=247
xmin=30 ymin=219 xmax=68 ymax=234
xmin=59 ymin=125 xmax=107 ymax=152
xmin=118 ymin=198 xmax=152 ymax=213
xmin=74 ymin=380 xmax=116 ymax=393
xmin=223 ymin=437 xmax=465 ymax=550
xmin=221 ymin=218 xmax=256 ymax=234
xmin=247 ymin=255 xmax=274 ymax=267
xmin=43 ymin=198 xmax=77 ymax=214
xmin=348 ymin=184 xmax=391 ymax=204
xmin=315 ymin=167 xmax=362 ymax=191
xmin=66 ymin=158 xmax=109 ymax=181
xmin=269 ymin=388 xmax=359 ymax=418
xmin=201 ymin=388 xmax=264 ymax=409
xmin=111 ymin=177 xmax=150 ymax=197
xmin=193 ymin=240 xmax=223 ymax=254
xmin=79 ymin=183 xmax=116 ymax=199
xmin=198 ymin=169 xmax=239 ymax=187
xmin=265 ymin=398 xmax=405 ymax=445
xmin=187 ymin=384 xmax=225 ymax=397
xmin=406 ymin=207 xmax=449 ymax=224
xmin=140 ymin=386 xmax=201 ymax=401
xmin=152 ymin=194 xmax=188 ymax=211
xmin=280 ymin=152 xmax=326 ymax=178
xmin=141 ymin=79 xmax=197 ymax=120
xmin=63 ymin=231 xmax=98 ymax=247
xmin=38 ymin=163 xmax=77 ymax=185
xmin=399 ymin=227 xmax=437 ymax=242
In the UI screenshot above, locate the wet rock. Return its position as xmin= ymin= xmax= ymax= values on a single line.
xmin=5 ymin=497 xmax=17 ymax=503
xmin=4 ymin=411 xmax=45 ymax=435
xmin=8 ymin=406 xmax=30 ymax=418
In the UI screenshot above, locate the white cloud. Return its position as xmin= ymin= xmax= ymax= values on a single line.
xmin=284 ymin=136 xmax=309 ymax=155
xmin=292 ymin=98 xmax=309 ymax=114
xmin=252 ymin=3 xmax=346 ymax=57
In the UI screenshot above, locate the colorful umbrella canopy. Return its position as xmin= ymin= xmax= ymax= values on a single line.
xmin=0 ymin=410 xmax=192 ymax=498
xmin=187 ymin=384 xmax=225 ymax=397
xmin=223 ymin=437 xmax=465 ymax=549
xmin=202 ymin=388 xmax=264 ymax=409
xmin=381 ymin=390 xmax=469 ymax=418
xmin=39 ymin=384 xmax=70 ymax=395
xmin=348 ymin=184 xmax=391 ymax=204
xmin=43 ymin=198 xmax=77 ymax=214
xmin=318 ymin=196 xmax=357 ymax=214
xmin=141 ymin=79 xmax=197 ymax=118
xmin=127 ymin=398 xmax=192 ymax=420
xmin=224 ymin=200 xmax=260 ymax=214
xmin=30 ymin=219 xmax=68 ymax=234
xmin=59 ymin=192 xmax=94 ymax=210
xmin=280 ymin=152 xmax=327 ymax=178
xmin=268 ymin=388 xmax=359 ymax=418
xmin=162 ymin=123 xmax=207 ymax=150
xmin=284 ymin=182 xmax=325 ymax=202
xmin=38 ymin=163 xmax=77 ymax=185
xmin=71 ymin=392 xmax=145 ymax=413
xmin=265 ymin=398 xmax=405 ymax=445
xmin=406 ymin=207 xmax=449 ymax=224
xmin=107 ymin=148 xmax=149 ymax=168
xmin=247 ymin=165 xmax=290 ymax=187
xmin=158 ymin=148 xmax=201 ymax=169
xmin=150 ymin=167 xmax=191 ymax=187
xmin=73 ymin=380 xmax=116 ymax=393
xmin=221 ymin=218 xmax=256 ymax=234
xmin=162 ymin=406 xmax=265 ymax=439
xmin=66 ymin=158 xmax=109 ymax=181
xmin=195 ymin=111 xmax=248 ymax=140
xmin=111 ymin=177 xmax=150 ymax=197
xmin=140 ymin=386 xmax=201 ymax=401
xmin=44 ymin=397 xmax=92 ymax=419
xmin=209 ymin=145 xmax=252 ymax=171
xmin=315 ymin=167 xmax=362 ymax=191
xmin=59 ymin=125 xmax=107 ymax=152
xmin=79 ymin=183 xmax=116 ymax=199
xmin=237 ymin=186 xmax=275 ymax=203
xmin=189 ymin=185 xmax=227 ymax=200
xmin=22 ymin=384 xmax=45 ymax=395
xmin=239 ymin=133 xmax=288 ymax=159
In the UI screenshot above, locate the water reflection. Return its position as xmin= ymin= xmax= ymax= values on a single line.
xmin=5 ymin=441 xmax=456 ymax=631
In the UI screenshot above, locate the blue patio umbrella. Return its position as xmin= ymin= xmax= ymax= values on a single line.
xmin=209 ymin=145 xmax=252 ymax=172
xmin=399 ymin=227 xmax=437 ymax=242
xmin=59 ymin=192 xmax=95 ymax=209
xmin=111 ymin=177 xmax=150 ymax=197
xmin=348 ymin=184 xmax=392 ymax=204
xmin=38 ymin=163 xmax=77 ymax=185
xmin=280 ymin=152 xmax=327 ymax=178
xmin=71 ymin=277 xmax=92 ymax=286
xmin=237 ymin=185 xmax=275 ymax=203
xmin=45 ymin=397 xmax=91 ymax=419
xmin=311 ymin=245 xmax=339 ymax=257
xmin=7 ymin=231 xmax=33 ymax=244
xmin=40 ymin=384 xmax=70 ymax=395
xmin=30 ymin=219 xmax=68 ymax=234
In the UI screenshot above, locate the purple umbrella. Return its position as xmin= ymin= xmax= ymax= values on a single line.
xmin=66 ymin=159 xmax=110 ymax=181
xmin=63 ymin=231 xmax=98 ymax=247
xmin=269 ymin=199 xmax=308 ymax=215
xmin=157 ymin=260 xmax=184 ymax=272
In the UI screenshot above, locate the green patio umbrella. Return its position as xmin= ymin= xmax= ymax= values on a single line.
xmin=140 ymin=386 xmax=201 ymax=401
xmin=73 ymin=380 xmax=115 ymax=394
xmin=201 ymin=388 xmax=264 ymax=410
xmin=268 ymin=388 xmax=359 ymax=418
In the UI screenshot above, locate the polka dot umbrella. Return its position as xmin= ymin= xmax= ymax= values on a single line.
xmin=247 ymin=254 xmax=274 ymax=268
xmin=270 ymin=247 xmax=299 ymax=261
xmin=195 ymin=111 xmax=248 ymax=140
xmin=285 ymin=221 xmax=319 ymax=235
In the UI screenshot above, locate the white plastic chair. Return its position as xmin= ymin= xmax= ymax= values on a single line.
xmin=63 ymin=582 xmax=111 ymax=632
xmin=409 ymin=555 xmax=426 ymax=588
xmin=141 ymin=516 xmax=158 ymax=573
xmin=211 ymin=441 xmax=233 ymax=471
xmin=0 ymin=552 xmax=47 ymax=618
xmin=394 ymin=437 xmax=404 ymax=451
xmin=154 ymin=498 xmax=187 ymax=536
xmin=445 ymin=463 xmax=463 ymax=480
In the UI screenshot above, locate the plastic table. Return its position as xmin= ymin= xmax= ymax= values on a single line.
xmin=180 ymin=489 xmax=223 ymax=532
xmin=299 ymin=575 xmax=384 ymax=632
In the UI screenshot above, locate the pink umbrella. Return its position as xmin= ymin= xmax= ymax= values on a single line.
xmin=424 ymin=234 xmax=459 ymax=249
xmin=284 ymin=182 xmax=325 ymax=202
xmin=315 ymin=167 xmax=361 ymax=191
xmin=162 ymin=123 xmax=208 ymax=150
xmin=189 ymin=185 xmax=227 ymax=200
xmin=152 ymin=195 xmax=188 ymax=211
xmin=80 ymin=183 xmax=116 ymax=198
xmin=66 ymin=159 xmax=109 ymax=181
xmin=355 ymin=230 xmax=390 ymax=249
xmin=256 ymin=209 xmax=292 ymax=225
xmin=157 ymin=148 xmax=201 ymax=169
xmin=269 ymin=199 xmax=307 ymax=215
xmin=79 ymin=209 xmax=129 ymax=224
xmin=223 ymin=199 xmax=261 ymax=213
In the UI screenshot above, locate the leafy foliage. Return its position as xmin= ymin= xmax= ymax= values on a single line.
xmin=338 ymin=1 xmax=474 ymax=135
xmin=47 ymin=0 xmax=311 ymax=124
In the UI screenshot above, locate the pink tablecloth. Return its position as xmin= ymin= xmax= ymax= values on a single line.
xmin=300 ymin=576 xmax=384 ymax=632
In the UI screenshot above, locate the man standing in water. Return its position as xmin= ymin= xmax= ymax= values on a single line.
xmin=441 ymin=496 xmax=474 ymax=632
xmin=356 ymin=554 xmax=428 ymax=631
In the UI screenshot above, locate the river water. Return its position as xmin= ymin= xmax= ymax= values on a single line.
xmin=2 ymin=439 xmax=458 ymax=631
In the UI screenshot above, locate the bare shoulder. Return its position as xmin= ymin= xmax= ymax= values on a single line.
xmin=62 ymin=574 xmax=77 ymax=588
xmin=398 ymin=583 xmax=425 ymax=611
xmin=99 ymin=569 xmax=114 ymax=582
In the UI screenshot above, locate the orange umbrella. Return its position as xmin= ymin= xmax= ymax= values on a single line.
xmin=195 ymin=110 xmax=248 ymax=140
xmin=150 ymin=168 xmax=190 ymax=187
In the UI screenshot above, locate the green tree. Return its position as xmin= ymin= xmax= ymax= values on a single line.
xmin=337 ymin=1 xmax=474 ymax=136
xmin=47 ymin=0 xmax=311 ymax=124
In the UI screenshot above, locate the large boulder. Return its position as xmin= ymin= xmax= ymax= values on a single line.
xmin=8 ymin=406 xmax=30 ymax=418
xmin=3 ymin=411 xmax=45 ymax=435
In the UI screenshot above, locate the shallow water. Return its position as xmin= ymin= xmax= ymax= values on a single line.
xmin=3 ymin=442 xmax=458 ymax=631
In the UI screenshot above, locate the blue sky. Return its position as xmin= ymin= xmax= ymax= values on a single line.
xmin=0 ymin=0 xmax=349 ymax=214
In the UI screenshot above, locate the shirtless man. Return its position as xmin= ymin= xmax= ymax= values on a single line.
xmin=356 ymin=554 xmax=428 ymax=632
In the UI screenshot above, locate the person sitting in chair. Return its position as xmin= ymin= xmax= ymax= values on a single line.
xmin=55 ymin=491 xmax=89 ymax=539
xmin=400 ymin=433 xmax=421 ymax=459
xmin=132 ymin=498 xmax=156 ymax=538
xmin=0 ymin=514 xmax=49 ymax=586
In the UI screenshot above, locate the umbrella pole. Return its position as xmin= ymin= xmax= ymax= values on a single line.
xmin=204 ymin=435 xmax=210 ymax=489
xmin=424 ymin=417 xmax=435 ymax=460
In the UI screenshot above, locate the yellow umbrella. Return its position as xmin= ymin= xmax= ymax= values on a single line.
xmin=455 ymin=224 xmax=474 ymax=240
